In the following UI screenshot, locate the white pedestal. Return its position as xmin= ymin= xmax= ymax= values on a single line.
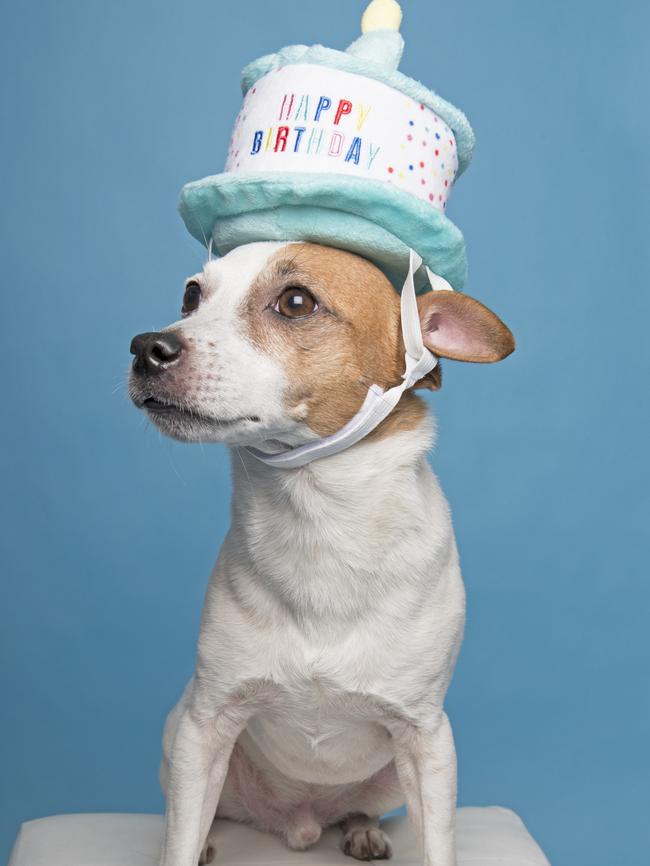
xmin=9 ymin=808 xmax=551 ymax=866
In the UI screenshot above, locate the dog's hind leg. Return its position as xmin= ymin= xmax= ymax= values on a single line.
xmin=216 ymin=741 xmax=322 ymax=851
xmin=286 ymin=803 xmax=323 ymax=850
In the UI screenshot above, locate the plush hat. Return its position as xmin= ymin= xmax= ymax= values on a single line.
xmin=178 ymin=0 xmax=475 ymax=290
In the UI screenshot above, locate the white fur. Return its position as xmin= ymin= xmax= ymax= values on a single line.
xmin=133 ymin=244 xmax=466 ymax=866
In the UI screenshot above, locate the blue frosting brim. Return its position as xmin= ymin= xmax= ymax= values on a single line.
xmin=178 ymin=172 xmax=467 ymax=290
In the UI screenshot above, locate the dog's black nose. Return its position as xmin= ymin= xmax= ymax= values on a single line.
xmin=130 ymin=331 xmax=183 ymax=375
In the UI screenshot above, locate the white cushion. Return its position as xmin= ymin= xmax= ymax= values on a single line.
xmin=9 ymin=808 xmax=551 ymax=866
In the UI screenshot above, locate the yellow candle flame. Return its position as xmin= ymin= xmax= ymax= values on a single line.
xmin=361 ymin=0 xmax=403 ymax=33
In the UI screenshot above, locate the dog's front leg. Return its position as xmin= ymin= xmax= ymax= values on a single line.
xmin=389 ymin=712 xmax=457 ymax=866
xmin=159 ymin=704 xmax=248 ymax=866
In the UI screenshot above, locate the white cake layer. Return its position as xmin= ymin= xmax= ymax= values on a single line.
xmin=9 ymin=808 xmax=551 ymax=866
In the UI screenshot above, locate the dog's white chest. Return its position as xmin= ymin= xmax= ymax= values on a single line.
xmin=244 ymin=677 xmax=394 ymax=785
xmin=193 ymin=438 xmax=464 ymax=787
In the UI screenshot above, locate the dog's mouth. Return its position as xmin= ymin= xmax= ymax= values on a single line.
xmin=141 ymin=397 xmax=257 ymax=427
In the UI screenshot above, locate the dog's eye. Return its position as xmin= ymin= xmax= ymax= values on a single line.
xmin=182 ymin=282 xmax=201 ymax=315
xmin=274 ymin=287 xmax=318 ymax=319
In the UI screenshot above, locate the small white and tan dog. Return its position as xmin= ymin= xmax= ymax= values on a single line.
xmin=128 ymin=242 xmax=514 ymax=866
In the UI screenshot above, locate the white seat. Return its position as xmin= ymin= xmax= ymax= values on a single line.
xmin=9 ymin=808 xmax=551 ymax=866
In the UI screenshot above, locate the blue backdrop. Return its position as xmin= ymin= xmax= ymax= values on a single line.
xmin=1 ymin=1 xmax=648 ymax=864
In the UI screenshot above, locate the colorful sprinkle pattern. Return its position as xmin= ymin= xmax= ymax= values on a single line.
xmin=225 ymin=64 xmax=458 ymax=213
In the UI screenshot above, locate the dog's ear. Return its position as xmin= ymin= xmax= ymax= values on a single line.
xmin=416 ymin=290 xmax=515 ymax=363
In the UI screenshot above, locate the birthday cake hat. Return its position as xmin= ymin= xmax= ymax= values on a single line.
xmin=179 ymin=0 xmax=475 ymax=290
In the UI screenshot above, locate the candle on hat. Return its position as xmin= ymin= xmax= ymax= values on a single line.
xmin=361 ymin=0 xmax=403 ymax=33
xmin=179 ymin=0 xmax=476 ymax=291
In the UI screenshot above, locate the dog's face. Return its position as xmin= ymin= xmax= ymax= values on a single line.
xmin=129 ymin=242 xmax=514 ymax=445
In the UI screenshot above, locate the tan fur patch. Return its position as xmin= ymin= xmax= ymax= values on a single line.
xmin=243 ymin=243 xmax=427 ymax=438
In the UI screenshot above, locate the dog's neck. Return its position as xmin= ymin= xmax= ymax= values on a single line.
xmin=227 ymin=400 xmax=444 ymax=628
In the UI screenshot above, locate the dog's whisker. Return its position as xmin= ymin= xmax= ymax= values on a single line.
xmin=166 ymin=447 xmax=186 ymax=486
xmin=234 ymin=442 xmax=255 ymax=499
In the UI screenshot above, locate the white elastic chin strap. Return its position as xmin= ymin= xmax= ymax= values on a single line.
xmin=245 ymin=250 xmax=453 ymax=470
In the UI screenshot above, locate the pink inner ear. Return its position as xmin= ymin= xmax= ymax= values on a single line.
xmin=426 ymin=311 xmax=484 ymax=358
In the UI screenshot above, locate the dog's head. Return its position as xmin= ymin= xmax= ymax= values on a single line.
xmin=128 ymin=242 xmax=514 ymax=445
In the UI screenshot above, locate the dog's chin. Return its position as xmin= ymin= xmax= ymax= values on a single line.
xmin=138 ymin=398 xmax=259 ymax=444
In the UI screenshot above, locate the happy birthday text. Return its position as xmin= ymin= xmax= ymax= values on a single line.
xmin=249 ymin=92 xmax=381 ymax=168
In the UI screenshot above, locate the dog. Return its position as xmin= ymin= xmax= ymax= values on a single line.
xmin=128 ymin=241 xmax=514 ymax=866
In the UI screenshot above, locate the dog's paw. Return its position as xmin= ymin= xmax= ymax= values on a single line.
xmin=198 ymin=841 xmax=216 ymax=865
xmin=341 ymin=827 xmax=393 ymax=861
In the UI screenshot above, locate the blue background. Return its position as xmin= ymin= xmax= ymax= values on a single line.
xmin=1 ymin=1 xmax=648 ymax=864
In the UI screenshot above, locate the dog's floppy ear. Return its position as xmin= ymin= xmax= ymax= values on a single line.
xmin=416 ymin=290 xmax=515 ymax=363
